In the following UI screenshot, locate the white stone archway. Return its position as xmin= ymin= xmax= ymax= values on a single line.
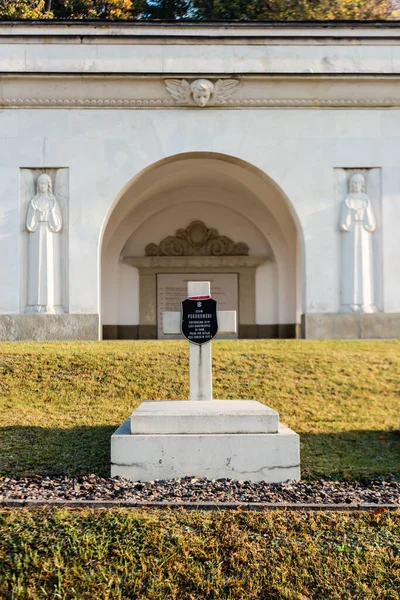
xmin=100 ymin=153 xmax=304 ymax=339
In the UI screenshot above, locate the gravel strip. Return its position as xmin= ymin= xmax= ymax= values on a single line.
xmin=0 ymin=476 xmax=399 ymax=505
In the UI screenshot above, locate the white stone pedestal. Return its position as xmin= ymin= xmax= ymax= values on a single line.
xmin=111 ymin=400 xmax=300 ymax=483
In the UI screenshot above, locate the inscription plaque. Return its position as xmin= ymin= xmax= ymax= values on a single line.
xmin=181 ymin=297 xmax=218 ymax=345
xmin=157 ymin=273 xmax=238 ymax=340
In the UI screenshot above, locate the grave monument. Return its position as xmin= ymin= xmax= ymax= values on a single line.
xmin=111 ymin=281 xmax=300 ymax=482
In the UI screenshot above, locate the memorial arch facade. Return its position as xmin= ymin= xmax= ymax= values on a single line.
xmin=0 ymin=21 xmax=400 ymax=340
xmin=101 ymin=153 xmax=303 ymax=339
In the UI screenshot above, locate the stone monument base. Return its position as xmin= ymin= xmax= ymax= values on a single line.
xmin=0 ymin=314 xmax=99 ymax=341
xmin=302 ymin=312 xmax=400 ymax=339
xmin=111 ymin=400 xmax=300 ymax=482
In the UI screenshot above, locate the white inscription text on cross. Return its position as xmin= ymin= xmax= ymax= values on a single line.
xmin=163 ymin=281 xmax=237 ymax=401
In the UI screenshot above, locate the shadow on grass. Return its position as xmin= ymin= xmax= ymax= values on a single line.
xmin=1 ymin=425 xmax=399 ymax=480
xmin=301 ymin=429 xmax=400 ymax=480
xmin=0 ymin=425 xmax=116 ymax=478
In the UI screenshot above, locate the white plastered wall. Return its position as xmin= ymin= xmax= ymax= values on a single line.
xmin=1 ymin=23 xmax=400 ymax=341
xmin=2 ymin=107 xmax=400 ymax=324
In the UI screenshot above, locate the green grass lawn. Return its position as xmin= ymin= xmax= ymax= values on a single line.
xmin=1 ymin=340 xmax=399 ymax=479
xmin=0 ymin=510 xmax=400 ymax=600
xmin=1 ymin=340 xmax=399 ymax=599
xmin=1 ymin=508 xmax=399 ymax=599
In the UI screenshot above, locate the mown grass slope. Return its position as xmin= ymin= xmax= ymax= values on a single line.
xmin=1 ymin=508 xmax=399 ymax=600
xmin=1 ymin=341 xmax=399 ymax=599
xmin=1 ymin=340 xmax=399 ymax=479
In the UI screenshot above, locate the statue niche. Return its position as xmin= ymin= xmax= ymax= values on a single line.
xmin=339 ymin=172 xmax=377 ymax=313
xmin=25 ymin=173 xmax=64 ymax=314
xmin=145 ymin=221 xmax=249 ymax=257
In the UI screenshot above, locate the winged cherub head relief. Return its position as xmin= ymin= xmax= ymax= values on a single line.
xmin=190 ymin=79 xmax=214 ymax=107
xmin=165 ymin=78 xmax=239 ymax=107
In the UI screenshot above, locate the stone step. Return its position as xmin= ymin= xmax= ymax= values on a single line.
xmin=129 ymin=400 xmax=279 ymax=435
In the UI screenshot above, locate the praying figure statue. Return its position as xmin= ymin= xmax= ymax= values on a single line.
xmin=339 ymin=173 xmax=377 ymax=313
xmin=25 ymin=174 xmax=64 ymax=314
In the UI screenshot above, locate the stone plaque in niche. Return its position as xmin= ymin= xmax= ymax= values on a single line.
xmin=157 ymin=273 xmax=238 ymax=340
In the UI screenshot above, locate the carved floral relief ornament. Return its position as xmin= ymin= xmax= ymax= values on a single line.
xmin=165 ymin=78 xmax=239 ymax=107
xmin=339 ymin=173 xmax=377 ymax=313
xmin=25 ymin=174 xmax=64 ymax=314
xmin=145 ymin=221 xmax=249 ymax=257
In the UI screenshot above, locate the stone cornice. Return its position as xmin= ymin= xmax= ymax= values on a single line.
xmin=1 ymin=21 xmax=400 ymax=40
xmin=1 ymin=26 xmax=400 ymax=75
xmin=6 ymin=98 xmax=400 ymax=108
xmin=1 ymin=74 xmax=399 ymax=109
xmin=122 ymin=256 xmax=269 ymax=269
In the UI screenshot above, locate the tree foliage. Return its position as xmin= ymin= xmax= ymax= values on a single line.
xmin=0 ymin=0 xmax=397 ymax=20
xmin=0 ymin=0 xmax=49 ymax=18
xmin=143 ymin=0 xmax=190 ymax=19
xmin=190 ymin=0 xmax=397 ymax=20
xmin=49 ymin=0 xmax=144 ymax=19
xmin=0 ymin=0 xmax=143 ymax=19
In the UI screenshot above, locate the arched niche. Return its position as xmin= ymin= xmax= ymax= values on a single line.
xmin=100 ymin=153 xmax=304 ymax=339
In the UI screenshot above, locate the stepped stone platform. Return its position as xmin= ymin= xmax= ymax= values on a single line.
xmin=111 ymin=400 xmax=300 ymax=483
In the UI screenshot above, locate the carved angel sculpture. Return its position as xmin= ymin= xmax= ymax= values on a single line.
xmin=25 ymin=174 xmax=64 ymax=314
xmin=339 ymin=173 xmax=377 ymax=313
xmin=165 ymin=78 xmax=239 ymax=107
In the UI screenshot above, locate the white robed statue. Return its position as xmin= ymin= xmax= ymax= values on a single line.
xmin=26 ymin=174 xmax=63 ymax=314
xmin=339 ymin=173 xmax=377 ymax=313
